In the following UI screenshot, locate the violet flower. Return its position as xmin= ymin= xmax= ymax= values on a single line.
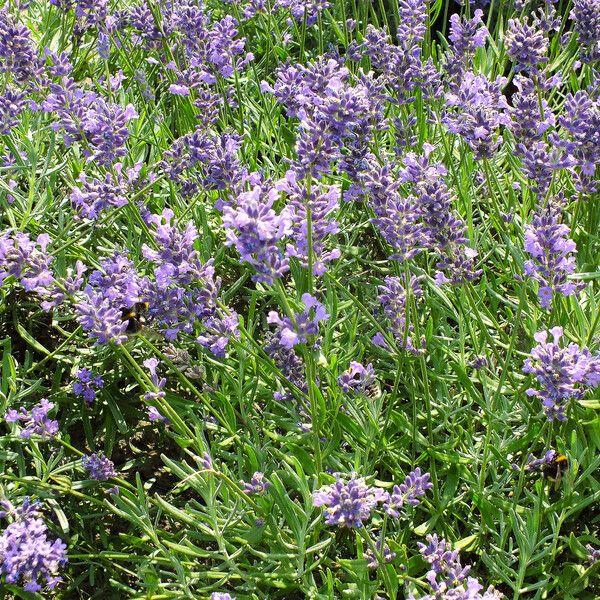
xmin=0 ymin=498 xmax=67 ymax=592
xmin=241 ymin=472 xmax=270 ymax=494
xmin=338 ymin=362 xmax=376 ymax=395
xmin=523 ymin=327 xmax=600 ymax=421
xmin=267 ymin=293 xmax=329 ymax=349
xmin=223 ymin=183 xmax=291 ymax=284
xmin=73 ymin=368 xmax=104 ymax=403
xmin=523 ymin=202 xmax=583 ymax=309
xmin=313 ymin=477 xmax=388 ymax=528
xmin=82 ymin=453 xmax=116 ymax=481
xmin=6 ymin=399 xmax=59 ymax=440
xmin=383 ymin=468 xmax=432 ymax=517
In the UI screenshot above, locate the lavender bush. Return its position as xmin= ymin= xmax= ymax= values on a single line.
xmin=0 ymin=0 xmax=599 ymax=597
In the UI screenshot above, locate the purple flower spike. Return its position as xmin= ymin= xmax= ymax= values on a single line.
xmin=267 ymin=293 xmax=329 ymax=349
xmin=313 ymin=477 xmax=388 ymax=528
xmin=338 ymin=362 xmax=376 ymax=394
xmin=143 ymin=358 xmax=166 ymax=402
xmin=523 ymin=202 xmax=584 ymax=309
xmin=0 ymin=498 xmax=68 ymax=592
xmin=73 ymin=369 xmax=104 ymax=403
xmin=241 ymin=472 xmax=270 ymax=494
xmin=523 ymin=327 xmax=600 ymax=421
xmin=6 ymin=399 xmax=59 ymax=440
xmin=82 ymin=453 xmax=116 ymax=481
xmin=211 ymin=593 xmax=236 ymax=600
xmin=384 ymin=468 xmax=432 ymax=518
xmin=223 ymin=183 xmax=291 ymax=284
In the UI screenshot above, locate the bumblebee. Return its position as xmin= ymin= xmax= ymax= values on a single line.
xmin=541 ymin=453 xmax=568 ymax=482
xmin=121 ymin=302 xmax=149 ymax=334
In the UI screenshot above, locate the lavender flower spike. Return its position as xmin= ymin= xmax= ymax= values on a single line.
xmin=241 ymin=472 xmax=270 ymax=494
xmin=82 ymin=453 xmax=117 ymax=481
xmin=383 ymin=468 xmax=432 ymax=518
xmin=313 ymin=476 xmax=388 ymax=527
xmin=0 ymin=498 xmax=68 ymax=592
xmin=6 ymin=399 xmax=59 ymax=440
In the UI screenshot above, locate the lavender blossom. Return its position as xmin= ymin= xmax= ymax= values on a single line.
xmin=313 ymin=477 xmax=388 ymax=528
xmin=0 ymin=498 xmax=67 ymax=592
xmin=523 ymin=327 xmax=600 ymax=421
xmin=6 ymin=399 xmax=59 ymax=440
xmin=82 ymin=453 xmax=116 ymax=481
xmin=338 ymin=362 xmax=376 ymax=394
xmin=241 ymin=472 xmax=270 ymax=494
xmin=142 ymin=209 xmax=221 ymax=340
xmin=383 ymin=468 xmax=432 ymax=517
xmin=523 ymin=202 xmax=583 ymax=308
xmin=586 ymin=544 xmax=600 ymax=564
xmin=211 ymin=594 xmax=236 ymax=600
xmin=505 ymin=17 xmax=548 ymax=72
xmin=276 ymin=169 xmax=341 ymax=275
xmin=276 ymin=0 xmax=330 ymax=26
xmin=365 ymin=540 xmax=396 ymax=569
xmin=0 ymin=232 xmax=54 ymax=295
xmin=444 ymin=9 xmax=488 ymax=83
xmin=267 ymin=293 xmax=329 ymax=349
xmin=0 ymin=9 xmax=43 ymax=84
xmin=75 ymin=289 xmax=129 ymax=345
xmin=143 ymin=358 xmax=166 ymax=402
xmin=570 ymin=0 xmax=600 ymax=63
xmin=73 ymin=368 xmax=104 ymax=403
xmin=70 ymin=170 xmax=128 ymax=219
xmin=521 ymin=448 xmax=560 ymax=473
xmin=411 ymin=535 xmax=502 ymax=600
xmin=444 ymin=72 xmax=509 ymax=159
xmin=197 ymin=311 xmax=240 ymax=357
xmin=374 ymin=275 xmax=424 ymax=354
xmin=0 ymin=87 xmax=27 ymax=134
xmin=264 ymin=331 xmax=307 ymax=402
xmin=223 ymin=183 xmax=291 ymax=284
xmin=147 ymin=407 xmax=169 ymax=424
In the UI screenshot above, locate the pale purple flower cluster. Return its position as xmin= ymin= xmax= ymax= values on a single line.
xmin=373 ymin=275 xmax=424 ymax=354
xmin=523 ymin=202 xmax=583 ymax=309
xmin=6 ymin=399 xmax=59 ymax=440
xmin=410 ymin=534 xmax=502 ymax=600
xmin=70 ymin=170 xmax=127 ymax=219
xmin=241 ymin=472 xmax=270 ymax=494
xmin=0 ymin=232 xmax=54 ymax=295
xmin=313 ymin=470 xmax=432 ymax=527
xmin=277 ymin=169 xmax=341 ymax=275
xmin=197 ymin=311 xmax=240 ymax=358
xmin=365 ymin=540 xmax=396 ymax=569
xmin=444 ymin=10 xmax=488 ymax=83
xmin=313 ymin=477 xmax=388 ymax=528
xmin=75 ymin=253 xmax=144 ymax=345
xmin=523 ymin=327 xmax=600 ymax=421
xmin=0 ymin=498 xmax=67 ymax=592
xmin=0 ymin=9 xmax=43 ymax=84
xmin=570 ymin=0 xmax=600 ymax=62
xmin=143 ymin=358 xmax=166 ymax=402
xmin=444 ymin=72 xmax=509 ymax=160
xmin=142 ymin=209 xmax=222 ymax=340
xmin=211 ymin=593 xmax=236 ymax=600
xmin=276 ymin=0 xmax=330 ymax=26
xmin=42 ymin=75 xmax=137 ymax=166
xmin=383 ymin=468 xmax=432 ymax=518
xmin=505 ymin=17 xmax=549 ymax=72
xmin=82 ymin=453 xmax=116 ymax=481
xmin=338 ymin=362 xmax=376 ymax=394
xmin=267 ymin=293 xmax=329 ymax=349
xmin=264 ymin=331 xmax=308 ymax=403
xmin=0 ymin=87 xmax=28 ymax=135
xmin=223 ymin=183 xmax=291 ymax=284
xmin=559 ymin=89 xmax=600 ymax=188
xmin=73 ymin=368 xmax=104 ymax=403
xmin=586 ymin=544 xmax=600 ymax=564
